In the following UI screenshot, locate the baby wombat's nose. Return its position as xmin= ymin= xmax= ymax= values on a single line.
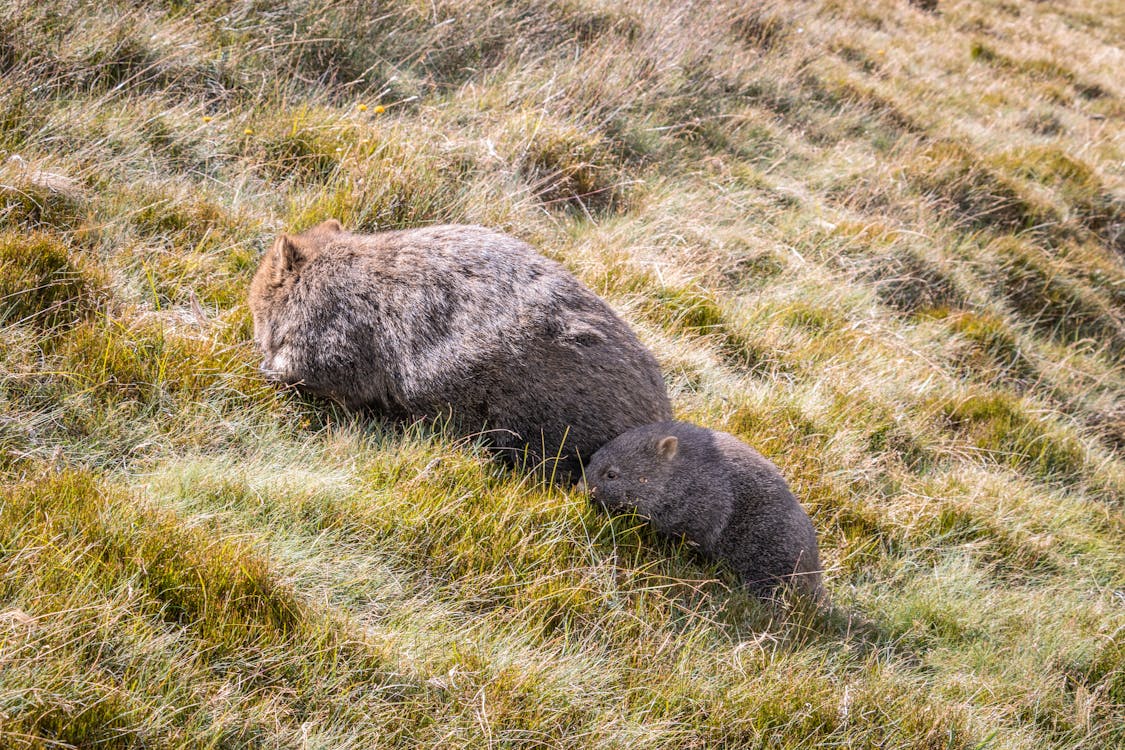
xmin=576 ymin=477 xmax=589 ymax=493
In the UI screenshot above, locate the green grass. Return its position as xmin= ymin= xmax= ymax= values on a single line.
xmin=1 ymin=0 xmax=1123 ymax=747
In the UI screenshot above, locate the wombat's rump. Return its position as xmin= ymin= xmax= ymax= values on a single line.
xmin=584 ymin=421 xmax=825 ymax=601
xmin=248 ymin=221 xmax=671 ymax=480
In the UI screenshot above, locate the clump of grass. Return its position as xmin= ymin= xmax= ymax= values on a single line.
xmin=0 ymin=230 xmax=102 ymax=327
xmin=130 ymin=192 xmax=242 ymax=249
xmin=0 ymin=85 xmax=49 ymax=152
xmin=992 ymin=145 xmax=1123 ymax=250
xmin=504 ymin=112 xmax=631 ymax=215
xmin=559 ymin=3 xmax=642 ymax=44
xmin=253 ymin=109 xmax=345 ymax=186
xmin=729 ymin=3 xmax=790 ymax=50
xmin=119 ymin=188 xmax=262 ymax=309
xmin=0 ymin=157 xmax=88 ymax=230
xmin=941 ymin=391 xmax=1089 ymax=483
xmin=0 ymin=466 xmax=431 ymax=746
xmin=284 ymin=121 xmax=486 ymax=231
xmin=902 ymin=140 xmax=1049 ymax=232
xmin=863 ymin=247 xmax=965 ymax=314
xmin=866 ymin=419 xmax=932 ymax=471
xmin=912 ymin=502 xmax=1061 ymax=577
xmin=1022 ymin=109 xmax=1064 ymax=136
xmin=632 ymin=281 xmax=777 ymax=374
xmin=56 ymin=317 xmax=265 ymax=407
xmin=969 ymin=39 xmax=1113 ymax=106
xmin=782 ymin=301 xmax=843 ymax=332
xmin=943 ymin=309 xmax=1039 ymax=385
xmin=988 ymin=236 xmax=1123 ymax=352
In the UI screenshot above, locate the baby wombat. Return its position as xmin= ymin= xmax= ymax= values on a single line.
xmin=584 ymin=421 xmax=825 ymax=601
xmin=248 ymin=220 xmax=671 ymax=481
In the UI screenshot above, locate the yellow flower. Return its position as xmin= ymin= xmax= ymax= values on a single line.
xmin=358 ymin=103 xmax=368 ymax=111
xmin=202 ymin=115 xmax=212 ymax=123
xmin=373 ymin=105 xmax=386 ymax=115
xmin=244 ymin=127 xmax=254 ymax=135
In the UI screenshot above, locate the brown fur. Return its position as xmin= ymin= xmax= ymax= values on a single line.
xmin=248 ymin=221 xmax=672 ymax=481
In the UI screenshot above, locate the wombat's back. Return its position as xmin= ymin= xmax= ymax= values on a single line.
xmin=251 ymin=223 xmax=671 ymax=479
xmin=709 ymin=431 xmax=825 ymax=601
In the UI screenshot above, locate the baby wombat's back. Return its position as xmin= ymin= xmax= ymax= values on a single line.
xmin=248 ymin=222 xmax=671 ymax=479
xmin=584 ymin=421 xmax=825 ymax=601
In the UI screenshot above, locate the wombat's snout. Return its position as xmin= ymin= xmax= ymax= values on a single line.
xmin=259 ymin=348 xmax=293 ymax=382
xmin=259 ymin=360 xmax=296 ymax=385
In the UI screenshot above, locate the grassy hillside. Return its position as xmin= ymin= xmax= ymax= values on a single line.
xmin=1 ymin=0 xmax=1122 ymax=747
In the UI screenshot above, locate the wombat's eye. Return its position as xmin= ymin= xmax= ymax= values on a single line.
xmin=604 ymin=469 xmax=618 ymax=480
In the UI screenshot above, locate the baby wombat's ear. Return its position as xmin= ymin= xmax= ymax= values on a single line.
xmin=317 ymin=218 xmax=343 ymax=233
xmin=270 ymin=234 xmax=306 ymax=285
xmin=656 ymin=435 xmax=679 ymax=461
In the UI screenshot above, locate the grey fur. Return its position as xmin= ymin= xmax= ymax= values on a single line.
xmin=584 ymin=421 xmax=826 ymax=601
xmin=248 ymin=221 xmax=672 ymax=480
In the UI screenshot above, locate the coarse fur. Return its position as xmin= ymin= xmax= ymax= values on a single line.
xmin=584 ymin=421 xmax=826 ymax=601
xmin=248 ymin=220 xmax=672 ymax=481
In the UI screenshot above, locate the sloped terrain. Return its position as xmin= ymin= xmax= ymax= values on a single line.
xmin=1 ymin=1 xmax=1122 ymax=747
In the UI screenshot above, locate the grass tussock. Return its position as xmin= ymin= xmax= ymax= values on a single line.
xmin=0 ymin=231 xmax=103 ymax=327
xmin=1 ymin=0 xmax=1123 ymax=747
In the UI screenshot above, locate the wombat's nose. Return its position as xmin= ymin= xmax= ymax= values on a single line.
xmin=576 ymin=477 xmax=588 ymax=493
xmin=259 ymin=359 xmax=282 ymax=381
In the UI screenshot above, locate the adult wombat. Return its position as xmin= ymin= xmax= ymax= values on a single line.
xmin=248 ymin=220 xmax=671 ymax=480
xmin=584 ymin=421 xmax=825 ymax=601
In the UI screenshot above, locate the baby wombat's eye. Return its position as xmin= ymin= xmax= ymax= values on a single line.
xmin=604 ymin=469 xmax=618 ymax=480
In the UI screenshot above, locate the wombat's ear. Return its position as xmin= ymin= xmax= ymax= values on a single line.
xmin=318 ymin=218 xmax=343 ymax=233
xmin=656 ymin=435 xmax=679 ymax=461
xmin=271 ymin=234 xmax=305 ymax=284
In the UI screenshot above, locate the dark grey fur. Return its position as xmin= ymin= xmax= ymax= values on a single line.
xmin=584 ymin=421 xmax=826 ymax=601
xmin=249 ymin=221 xmax=672 ymax=480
